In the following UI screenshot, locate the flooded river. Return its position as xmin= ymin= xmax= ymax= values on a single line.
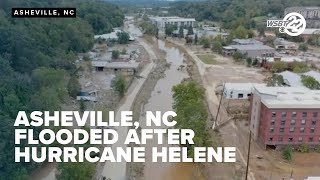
xmin=140 ymin=39 xmax=201 ymax=180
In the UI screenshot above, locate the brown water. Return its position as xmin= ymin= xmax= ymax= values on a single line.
xmin=140 ymin=39 xmax=200 ymax=180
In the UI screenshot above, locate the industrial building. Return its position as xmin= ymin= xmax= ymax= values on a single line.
xmin=223 ymin=83 xmax=266 ymax=99
xmin=223 ymin=44 xmax=275 ymax=58
xmin=149 ymin=16 xmax=196 ymax=29
xmin=249 ymin=86 xmax=320 ymax=149
xmin=92 ymin=61 xmax=139 ymax=75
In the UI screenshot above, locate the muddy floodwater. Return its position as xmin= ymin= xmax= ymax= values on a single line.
xmin=140 ymin=40 xmax=201 ymax=180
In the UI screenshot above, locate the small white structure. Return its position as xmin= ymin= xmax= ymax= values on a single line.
xmin=273 ymin=38 xmax=298 ymax=50
xmin=223 ymin=83 xmax=266 ymax=99
xmin=304 ymin=177 xmax=320 ymax=180
xmin=150 ymin=16 xmax=196 ymax=29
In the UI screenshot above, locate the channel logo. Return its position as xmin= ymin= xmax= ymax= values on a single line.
xmin=267 ymin=12 xmax=306 ymax=36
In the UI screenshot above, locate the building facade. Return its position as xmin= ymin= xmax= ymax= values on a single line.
xmin=249 ymin=86 xmax=320 ymax=149
xmin=150 ymin=16 xmax=196 ymax=29
xmin=285 ymin=7 xmax=320 ymax=19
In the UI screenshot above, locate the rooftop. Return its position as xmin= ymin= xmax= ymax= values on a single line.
xmin=266 ymin=56 xmax=304 ymax=63
xmin=276 ymin=70 xmax=320 ymax=88
xmin=230 ymin=44 xmax=274 ymax=51
xmin=92 ymin=61 xmax=139 ymax=69
xmin=224 ymin=83 xmax=266 ymax=91
xmin=301 ymin=29 xmax=320 ymax=35
xmin=150 ymin=16 xmax=196 ymax=22
xmin=232 ymin=38 xmax=263 ymax=45
xmin=254 ymin=86 xmax=320 ymax=108
xmin=273 ymin=38 xmax=296 ymax=46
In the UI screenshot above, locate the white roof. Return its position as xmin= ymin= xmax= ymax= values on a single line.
xmin=266 ymin=56 xmax=304 ymax=62
xmin=92 ymin=61 xmax=139 ymax=69
xmin=94 ymin=29 xmax=122 ymax=40
xmin=254 ymin=86 xmax=320 ymax=108
xmin=302 ymin=29 xmax=320 ymax=35
xmin=304 ymin=177 xmax=320 ymax=180
xmin=150 ymin=16 xmax=195 ymax=22
xmin=276 ymin=71 xmax=304 ymax=87
xmin=224 ymin=83 xmax=266 ymax=91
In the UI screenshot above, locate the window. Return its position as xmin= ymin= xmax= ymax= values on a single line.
xmin=281 ymin=120 xmax=286 ymax=125
xmin=282 ymin=112 xmax=287 ymax=118
xmin=269 ymin=137 xmax=273 ymax=141
xmin=313 ymin=112 xmax=318 ymax=117
xmin=298 ymin=137 xmax=303 ymax=142
xmin=288 ymin=138 xmax=293 ymax=142
xmin=290 ymin=127 xmax=295 ymax=133
xmin=302 ymin=112 xmax=307 ymax=117
xmin=278 ymin=137 xmax=283 ymax=142
xmin=271 ymin=120 xmax=275 ymax=126
xmin=301 ymin=119 xmax=306 ymax=125
xmin=279 ymin=128 xmax=284 ymax=133
xmin=300 ymin=127 xmax=305 ymax=133
xmin=312 ymin=120 xmax=317 ymax=125
xmin=292 ymin=112 xmax=297 ymax=117
xmin=270 ymin=128 xmax=274 ymax=133
xmin=309 ymin=137 xmax=314 ymax=142
xmin=272 ymin=112 xmax=276 ymax=118
xmin=310 ymin=128 xmax=315 ymax=133
xmin=291 ymin=119 xmax=296 ymax=125
xmin=238 ymin=94 xmax=244 ymax=98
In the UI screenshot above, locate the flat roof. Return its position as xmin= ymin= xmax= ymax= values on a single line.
xmin=231 ymin=44 xmax=274 ymax=51
xmin=233 ymin=38 xmax=263 ymax=45
xmin=254 ymin=86 xmax=320 ymax=108
xmin=302 ymin=29 xmax=320 ymax=35
xmin=276 ymin=70 xmax=304 ymax=87
xmin=92 ymin=61 xmax=139 ymax=69
xmin=224 ymin=83 xmax=266 ymax=91
xmin=266 ymin=56 xmax=304 ymax=62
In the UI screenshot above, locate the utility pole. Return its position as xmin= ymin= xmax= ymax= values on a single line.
xmin=213 ymin=83 xmax=225 ymax=129
xmin=245 ymin=131 xmax=252 ymax=180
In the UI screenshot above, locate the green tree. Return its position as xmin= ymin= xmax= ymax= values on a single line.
xmin=232 ymin=52 xmax=244 ymax=62
xmin=301 ymin=75 xmax=320 ymax=89
xmin=298 ymin=144 xmax=309 ymax=153
xmin=172 ymin=81 xmax=212 ymax=157
xmin=194 ymin=34 xmax=198 ymax=44
xmin=266 ymin=74 xmax=284 ymax=86
xmin=200 ymin=37 xmax=211 ymax=48
xmin=246 ymin=57 xmax=252 ymax=67
xmin=68 ymin=76 xmax=81 ymax=98
xmin=178 ymin=26 xmax=184 ymax=38
xmin=271 ymin=61 xmax=287 ymax=73
xmin=112 ymin=73 xmax=127 ymax=96
xmin=117 ymin=32 xmax=130 ymax=44
xmin=291 ymin=61 xmax=309 ymax=73
xmin=187 ymin=25 xmax=194 ymax=35
xmin=231 ymin=25 xmax=249 ymax=39
xmin=282 ymin=146 xmax=293 ymax=161
xmin=165 ymin=24 xmax=176 ymax=36
xmin=212 ymin=41 xmax=223 ymax=53
xmin=58 ymin=161 xmax=95 ymax=180
xmin=112 ymin=50 xmax=120 ymax=59
xmin=299 ymin=43 xmax=308 ymax=52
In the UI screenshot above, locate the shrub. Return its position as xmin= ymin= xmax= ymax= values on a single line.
xmin=298 ymin=143 xmax=309 ymax=153
xmin=282 ymin=145 xmax=293 ymax=161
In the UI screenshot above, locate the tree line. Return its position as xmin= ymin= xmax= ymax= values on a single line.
xmin=0 ymin=0 xmax=124 ymax=179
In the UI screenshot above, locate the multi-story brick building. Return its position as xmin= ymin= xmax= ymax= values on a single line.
xmin=249 ymin=86 xmax=320 ymax=149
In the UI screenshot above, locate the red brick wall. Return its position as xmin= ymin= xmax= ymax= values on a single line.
xmin=258 ymin=104 xmax=320 ymax=146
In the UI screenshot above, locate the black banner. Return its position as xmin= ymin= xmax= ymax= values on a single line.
xmin=12 ymin=8 xmax=76 ymax=18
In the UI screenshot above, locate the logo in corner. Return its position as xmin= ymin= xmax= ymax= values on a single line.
xmin=267 ymin=12 xmax=306 ymax=37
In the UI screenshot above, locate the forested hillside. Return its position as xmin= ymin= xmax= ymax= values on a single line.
xmin=169 ymin=0 xmax=320 ymax=28
xmin=0 ymin=0 xmax=123 ymax=179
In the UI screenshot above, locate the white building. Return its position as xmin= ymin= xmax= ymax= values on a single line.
xmin=223 ymin=83 xmax=266 ymax=99
xmin=150 ymin=16 xmax=196 ymax=29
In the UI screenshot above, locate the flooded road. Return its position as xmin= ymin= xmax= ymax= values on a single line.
xmin=140 ymin=39 xmax=200 ymax=180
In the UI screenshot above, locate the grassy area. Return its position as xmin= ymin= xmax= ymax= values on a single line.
xmin=197 ymin=54 xmax=218 ymax=64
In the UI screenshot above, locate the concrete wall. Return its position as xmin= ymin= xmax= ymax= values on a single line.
xmin=224 ymin=88 xmax=252 ymax=99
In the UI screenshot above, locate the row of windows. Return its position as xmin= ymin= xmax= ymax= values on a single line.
xmin=269 ymin=127 xmax=316 ymax=133
xmin=269 ymin=136 xmax=320 ymax=143
xmin=271 ymin=111 xmax=318 ymax=118
xmin=270 ymin=119 xmax=317 ymax=126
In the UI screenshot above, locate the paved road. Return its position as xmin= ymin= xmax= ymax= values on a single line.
xmin=100 ymin=37 xmax=156 ymax=180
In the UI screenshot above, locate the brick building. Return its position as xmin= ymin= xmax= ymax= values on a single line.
xmin=249 ymin=86 xmax=320 ymax=149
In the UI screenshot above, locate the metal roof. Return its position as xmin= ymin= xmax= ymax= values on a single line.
xmin=92 ymin=61 xmax=139 ymax=69
xmin=230 ymin=44 xmax=274 ymax=51
xmin=276 ymin=71 xmax=304 ymax=87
